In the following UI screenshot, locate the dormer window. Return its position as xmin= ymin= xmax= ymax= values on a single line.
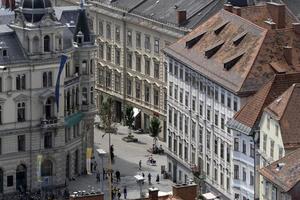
xmin=3 ymin=50 xmax=7 ymax=57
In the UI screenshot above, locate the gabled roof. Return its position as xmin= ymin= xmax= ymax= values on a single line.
xmin=265 ymin=83 xmax=300 ymax=149
xmin=164 ymin=3 xmax=300 ymax=94
xmin=259 ymin=147 xmax=300 ymax=192
xmin=233 ymin=73 xmax=300 ymax=129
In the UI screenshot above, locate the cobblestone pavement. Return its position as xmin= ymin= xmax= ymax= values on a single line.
xmin=68 ymin=124 xmax=173 ymax=200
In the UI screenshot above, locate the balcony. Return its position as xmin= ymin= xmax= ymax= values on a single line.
xmin=41 ymin=117 xmax=59 ymax=129
xmin=64 ymin=74 xmax=80 ymax=87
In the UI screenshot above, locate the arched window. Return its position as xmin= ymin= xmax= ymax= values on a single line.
xmin=90 ymin=87 xmax=94 ymax=104
xmin=33 ymin=36 xmax=39 ymax=53
xmin=82 ymin=60 xmax=87 ymax=75
xmin=44 ymin=35 xmax=50 ymax=52
xmin=42 ymin=72 xmax=47 ymax=88
xmin=48 ymin=71 xmax=52 ymax=87
xmin=82 ymin=87 xmax=88 ymax=105
xmin=41 ymin=159 xmax=53 ymax=177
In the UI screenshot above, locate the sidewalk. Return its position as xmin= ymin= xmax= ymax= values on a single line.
xmin=68 ymin=124 xmax=174 ymax=199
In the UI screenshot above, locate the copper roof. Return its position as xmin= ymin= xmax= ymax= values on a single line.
xmin=259 ymin=147 xmax=300 ymax=192
xmin=265 ymin=83 xmax=300 ymax=149
xmin=234 ymin=73 xmax=300 ymax=128
xmin=164 ymin=3 xmax=300 ymax=94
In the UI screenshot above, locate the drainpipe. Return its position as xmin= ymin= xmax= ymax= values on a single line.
xmin=29 ymin=64 xmax=33 ymax=192
xmin=122 ymin=13 xmax=127 ymax=125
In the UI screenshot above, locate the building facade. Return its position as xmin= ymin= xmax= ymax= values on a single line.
xmin=57 ymin=0 xmax=223 ymax=139
xmin=0 ymin=0 xmax=96 ymax=195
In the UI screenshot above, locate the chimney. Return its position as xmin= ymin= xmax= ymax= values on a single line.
xmin=283 ymin=46 xmax=293 ymax=65
xmin=177 ymin=10 xmax=187 ymax=26
xmin=148 ymin=187 xmax=159 ymax=200
xmin=232 ymin=6 xmax=241 ymax=16
xmin=224 ymin=3 xmax=233 ymax=12
xmin=172 ymin=184 xmax=198 ymax=200
xmin=266 ymin=2 xmax=286 ymax=29
xmin=292 ymin=23 xmax=300 ymax=34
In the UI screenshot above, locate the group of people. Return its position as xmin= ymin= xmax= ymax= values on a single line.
xmin=152 ymin=144 xmax=164 ymax=154
xmin=111 ymin=186 xmax=127 ymax=200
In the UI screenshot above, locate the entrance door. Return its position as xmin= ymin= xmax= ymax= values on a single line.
xmin=144 ymin=113 xmax=150 ymax=132
xmin=0 ymin=168 xmax=3 ymax=193
xmin=172 ymin=164 xmax=177 ymax=183
xmin=74 ymin=150 xmax=79 ymax=175
xmin=115 ymin=101 xmax=122 ymax=123
xmin=16 ymin=164 xmax=27 ymax=192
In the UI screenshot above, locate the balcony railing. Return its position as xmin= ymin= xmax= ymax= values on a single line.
xmin=41 ymin=117 xmax=59 ymax=129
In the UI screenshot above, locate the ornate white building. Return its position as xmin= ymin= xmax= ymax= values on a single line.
xmin=0 ymin=0 xmax=96 ymax=195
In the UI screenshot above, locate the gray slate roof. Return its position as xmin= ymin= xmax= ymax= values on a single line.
xmin=97 ymin=0 xmax=224 ymax=29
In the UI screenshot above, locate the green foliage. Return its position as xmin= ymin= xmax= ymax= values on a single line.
xmin=125 ymin=106 xmax=134 ymax=129
xmin=99 ymin=98 xmax=114 ymax=132
xmin=149 ymin=117 xmax=161 ymax=145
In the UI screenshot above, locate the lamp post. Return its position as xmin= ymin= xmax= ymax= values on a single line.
xmin=96 ymin=148 xmax=106 ymax=192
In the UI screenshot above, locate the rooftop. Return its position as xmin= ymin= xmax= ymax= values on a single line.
xmin=265 ymin=83 xmax=300 ymax=149
xmin=259 ymin=147 xmax=300 ymax=192
xmin=232 ymin=73 xmax=300 ymax=130
xmin=164 ymin=2 xmax=300 ymax=95
xmin=94 ymin=0 xmax=224 ymax=29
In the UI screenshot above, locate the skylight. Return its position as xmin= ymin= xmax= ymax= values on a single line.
xmin=214 ymin=21 xmax=229 ymax=35
xmin=185 ymin=32 xmax=206 ymax=49
xmin=233 ymin=32 xmax=247 ymax=46
xmin=223 ymin=52 xmax=244 ymax=70
xmin=204 ymin=41 xmax=224 ymax=58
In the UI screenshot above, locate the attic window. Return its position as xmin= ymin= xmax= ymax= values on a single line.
xmin=233 ymin=32 xmax=247 ymax=46
xmin=185 ymin=32 xmax=206 ymax=48
xmin=204 ymin=41 xmax=224 ymax=58
xmin=223 ymin=52 xmax=244 ymax=70
xmin=214 ymin=21 xmax=229 ymax=35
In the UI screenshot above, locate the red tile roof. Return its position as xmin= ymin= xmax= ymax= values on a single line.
xmin=234 ymin=73 xmax=300 ymax=128
xmin=265 ymin=83 xmax=300 ymax=149
xmin=164 ymin=3 xmax=300 ymax=95
xmin=259 ymin=147 xmax=300 ymax=192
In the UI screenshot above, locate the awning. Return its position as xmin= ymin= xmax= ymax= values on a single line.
xmin=202 ymin=192 xmax=217 ymax=200
xmin=65 ymin=112 xmax=84 ymax=127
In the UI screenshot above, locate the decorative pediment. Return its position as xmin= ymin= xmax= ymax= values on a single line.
xmin=13 ymin=94 xmax=29 ymax=102
xmin=39 ymin=89 xmax=55 ymax=100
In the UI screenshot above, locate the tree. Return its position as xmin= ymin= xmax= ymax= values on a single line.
xmin=99 ymin=98 xmax=114 ymax=133
xmin=149 ymin=117 xmax=161 ymax=146
xmin=125 ymin=106 xmax=134 ymax=130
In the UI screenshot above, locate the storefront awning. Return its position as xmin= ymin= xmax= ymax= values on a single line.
xmin=65 ymin=112 xmax=84 ymax=127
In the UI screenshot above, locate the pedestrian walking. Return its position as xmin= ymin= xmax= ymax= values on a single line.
xmin=96 ymin=171 xmax=100 ymax=182
xmin=93 ymin=160 xmax=97 ymax=172
xmin=148 ymin=173 xmax=152 ymax=184
xmin=156 ymin=174 xmax=160 ymax=184
xmin=123 ymin=186 xmax=127 ymax=199
xmin=116 ymin=170 xmax=121 ymax=182
xmin=117 ymin=189 xmax=121 ymax=200
xmin=103 ymin=168 xmax=106 ymax=180
xmin=139 ymin=160 xmax=142 ymax=170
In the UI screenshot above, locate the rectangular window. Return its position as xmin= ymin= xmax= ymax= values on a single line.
xmin=206 ymin=131 xmax=211 ymax=149
xmin=98 ymin=21 xmax=103 ymax=36
xmin=115 ymin=73 xmax=121 ymax=92
xmin=206 ymin=162 xmax=210 ymax=176
xmin=154 ymin=88 xmax=159 ymax=106
xmin=242 ymin=140 xmax=246 ymax=154
xmin=179 ymin=68 xmax=183 ymax=80
xmin=185 ymin=92 xmax=189 ymax=107
xmin=115 ymin=25 xmax=120 ymax=42
xmin=18 ymin=135 xmax=25 ymax=151
xmin=263 ymin=134 xmax=267 ymax=153
xmin=17 ymin=102 xmax=26 ymax=122
xmin=275 ymin=124 xmax=279 ymax=136
xmin=44 ymin=132 xmax=52 ymax=149
xmin=106 ymin=71 xmax=111 ymax=88
xmin=127 ymin=30 xmax=132 ymax=46
xmin=168 ymin=108 xmax=172 ymax=124
xmin=221 ymin=90 xmax=225 ymax=105
xmin=7 ymin=175 xmax=13 ymax=187
xmin=145 ymin=85 xmax=150 ymax=103
xmin=136 ymin=32 xmax=141 ymax=48
xmin=192 ymin=97 xmax=196 ymax=111
xmin=214 ymin=111 xmax=219 ymax=126
xmin=115 ymin=48 xmax=120 ymax=65
xmin=214 ymin=168 xmax=218 ymax=182
xmin=0 ymin=76 xmax=2 ymax=92
xmin=243 ymin=167 xmax=246 ymax=182
xmin=106 ymin=45 xmax=111 ymax=61
xmin=221 ymin=115 xmax=225 ymax=130
xmin=191 ymin=121 xmax=196 ymax=140
xmin=136 ymin=55 xmax=141 ymax=72
xmin=179 ymin=114 xmax=183 ymax=131
xmin=184 ymin=116 xmax=188 ymax=135
xmin=199 ymin=102 xmax=203 ymax=116
xmin=154 ymin=62 xmax=159 ymax=79
xmin=145 ymin=59 xmax=150 ymax=75
xmin=220 ymin=172 xmax=224 ymax=187
xmin=233 ymin=97 xmax=238 ymax=111
xmin=174 ymin=85 xmax=178 ymax=100
xmin=227 ymin=94 xmax=232 ymax=108
xmin=250 ymin=171 xmax=254 ymax=186
xmin=169 ymin=61 xmax=173 ymax=74
xmin=179 ymin=89 xmax=183 ymax=103
xmin=98 ymin=43 xmax=104 ymax=59
xmin=169 ymin=82 xmax=173 ymax=97
xmin=16 ymin=74 xmax=26 ymax=90
xmin=250 ymin=143 xmax=255 ymax=158
xmin=270 ymin=140 xmax=274 ymax=158
xmin=214 ymin=136 xmax=218 ymax=155
xmin=199 ymin=126 xmax=203 ymax=144
xmin=145 ymin=35 xmax=151 ymax=51
xmin=135 ymin=81 xmax=141 ymax=99
xmin=98 ymin=68 xmax=104 ymax=85
xmin=174 ymin=111 xmax=178 ymax=128
xmin=227 ymin=146 xmax=230 ymax=163
xmin=154 ymin=39 xmax=159 ymax=53
xmin=214 ymin=87 xmax=219 ymax=101
xmin=174 ymin=63 xmax=178 ymax=77
xmin=207 ymin=107 xmax=211 ymax=121
xmin=127 ymin=78 xmax=132 ymax=96
xmin=106 ymin=23 xmax=111 ymax=40
xmin=185 ymin=71 xmax=190 ymax=83
xmin=267 ymin=116 xmax=270 ymax=129
xmin=221 ymin=142 xmax=224 ymax=159
xmin=234 ymin=165 xmax=239 ymax=179
xmin=127 ymin=53 xmax=132 ymax=68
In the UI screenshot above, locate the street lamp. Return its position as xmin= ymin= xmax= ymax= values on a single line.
xmin=134 ymin=174 xmax=145 ymax=199
xmin=96 ymin=148 xmax=106 ymax=192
